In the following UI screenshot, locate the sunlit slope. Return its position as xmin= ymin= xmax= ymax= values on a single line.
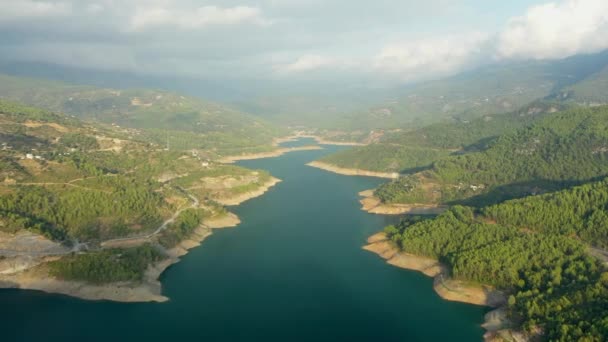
xmin=319 ymin=101 xmax=567 ymax=173
xmin=0 ymin=99 xmax=281 ymax=286
xmin=0 ymin=74 xmax=285 ymax=152
xmin=384 ymin=178 xmax=608 ymax=341
xmin=375 ymin=105 xmax=608 ymax=206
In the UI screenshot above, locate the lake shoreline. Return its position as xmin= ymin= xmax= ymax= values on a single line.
xmin=363 ymin=232 xmax=506 ymax=307
xmin=0 ymin=143 xmax=288 ymax=302
xmin=307 ymin=161 xmax=399 ymax=179
xmin=285 ymin=134 xmax=366 ymax=146
xmin=219 ymin=146 xmax=322 ymax=163
xmin=306 ymin=161 xmax=448 ymax=215
xmin=0 ymin=214 xmax=241 ymax=302
xmin=215 ymin=177 xmax=282 ymax=206
xmin=363 ymin=232 xmax=530 ymax=341
xmin=358 ymin=189 xmax=448 ymax=215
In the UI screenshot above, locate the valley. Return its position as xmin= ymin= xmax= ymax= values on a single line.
xmin=2 ymin=44 xmax=608 ymax=342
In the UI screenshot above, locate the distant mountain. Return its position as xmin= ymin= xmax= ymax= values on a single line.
xmin=337 ymin=50 xmax=608 ymax=130
xmin=0 ymin=74 xmax=284 ymax=152
xmin=3 ymin=50 xmax=607 ymax=134
xmin=0 ymin=61 xmax=242 ymax=101
xmin=231 ymin=81 xmax=394 ymax=128
xmin=560 ymin=64 xmax=608 ymax=105
xmin=318 ymin=100 xmax=569 ymax=173
xmin=315 ymin=51 xmax=608 ymax=176
xmin=0 ymin=61 xmax=390 ymax=129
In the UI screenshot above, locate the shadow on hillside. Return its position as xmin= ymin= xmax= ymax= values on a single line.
xmin=448 ymin=177 xmax=606 ymax=208
xmin=398 ymin=165 xmax=432 ymax=175
xmin=461 ymin=136 xmax=499 ymax=152
xmin=0 ymin=133 xmax=48 ymax=151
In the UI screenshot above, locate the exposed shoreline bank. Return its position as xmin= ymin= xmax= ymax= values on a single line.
xmin=215 ymin=177 xmax=282 ymax=206
xmin=219 ymin=145 xmax=322 ymax=163
xmin=363 ymin=232 xmax=529 ymax=342
xmin=363 ymin=232 xmax=506 ymax=307
xmin=285 ymin=134 xmax=366 ymax=146
xmin=0 ymin=214 xmax=241 ymax=302
xmin=0 ymin=139 xmax=291 ymax=302
xmin=307 ymin=161 xmax=399 ymax=179
xmin=358 ymin=189 xmax=448 ymax=215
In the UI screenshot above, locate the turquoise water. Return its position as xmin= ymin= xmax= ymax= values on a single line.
xmin=0 ymin=140 xmax=486 ymax=341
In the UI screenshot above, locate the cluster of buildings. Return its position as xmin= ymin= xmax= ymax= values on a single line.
xmin=24 ymin=153 xmax=44 ymax=161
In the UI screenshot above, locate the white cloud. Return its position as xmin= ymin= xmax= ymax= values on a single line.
xmin=85 ymin=3 xmax=104 ymax=14
xmin=2 ymin=0 xmax=608 ymax=85
xmin=372 ymin=33 xmax=489 ymax=81
xmin=369 ymin=0 xmax=608 ymax=81
xmin=278 ymin=54 xmax=337 ymax=73
xmin=497 ymin=0 xmax=608 ymax=60
xmin=130 ymin=5 xmax=270 ymax=31
xmin=0 ymin=0 xmax=72 ymax=19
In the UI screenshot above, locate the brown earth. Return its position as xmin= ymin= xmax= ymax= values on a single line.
xmin=307 ymin=161 xmax=399 ymax=179
xmin=363 ymin=232 xmax=506 ymax=307
xmin=358 ymin=190 xmax=448 ymax=215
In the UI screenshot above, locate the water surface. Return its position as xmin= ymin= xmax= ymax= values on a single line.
xmin=1 ymin=139 xmax=486 ymax=341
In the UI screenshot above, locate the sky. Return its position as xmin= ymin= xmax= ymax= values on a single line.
xmin=0 ymin=0 xmax=607 ymax=86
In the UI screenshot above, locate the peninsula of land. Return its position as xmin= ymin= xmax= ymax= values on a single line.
xmin=219 ymin=145 xmax=322 ymax=163
xmin=215 ymin=177 xmax=282 ymax=206
xmin=357 ymin=190 xmax=447 ymax=215
xmin=0 ymin=201 xmax=250 ymax=302
xmin=363 ymin=232 xmax=506 ymax=306
xmin=307 ymin=161 xmax=399 ymax=179
xmin=362 ymin=232 xmax=527 ymax=342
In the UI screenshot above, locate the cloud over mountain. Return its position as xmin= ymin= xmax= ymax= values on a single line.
xmin=371 ymin=33 xmax=490 ymax=81
xmin=497 ymin=0 xmax=608 ymax=60
xmin=0 ymin=0 xmax=606 ymax=85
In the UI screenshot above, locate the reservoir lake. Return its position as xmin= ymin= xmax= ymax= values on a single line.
xmin=1 ymin=139 xmax=486 ymax=341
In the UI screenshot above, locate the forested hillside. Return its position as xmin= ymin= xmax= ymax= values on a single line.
xmin=319 ymin=101 xmax=566 ymax=173
xmin=374 ymin=106 xmax=608 ymax=205
xmin=384 ymin=178 xmax=608 ymax=340
xmin=482 ymin=179 xmax=608 ymax=249
xmin=0 ymin=99 xmax=279 ymax=284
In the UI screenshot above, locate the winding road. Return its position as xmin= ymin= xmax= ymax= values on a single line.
xmin=0 ymin=187 xmax=200 ymax=257
xmin=100 ymin=188 xmax=200 ymax=248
